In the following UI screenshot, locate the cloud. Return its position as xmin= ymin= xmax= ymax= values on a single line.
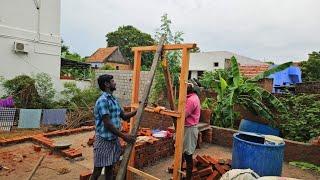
xmin=61 ymin=0 xmax=320 ymax=63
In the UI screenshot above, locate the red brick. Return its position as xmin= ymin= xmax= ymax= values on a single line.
xmin=197 ymin=166 xmax=213 ymax=177
xmin=193 ymin=175 xmax=201 ymax=180
xmin=205 ymin=156 xmax=218 ymax=165
xmin=80 ymin=170 xmax=92 ymax=180
xmin=221 ymin=165 xmax=230 ymax=171
xmin=214 ymin=164 xmax=226 ymax=175
xmin=196 ymin=155 xmax=210 ymax=166
xmin=206 ymin=170 xmax=220 ymax=180
xmin=33 ymin=145 xmax=41 ymax=152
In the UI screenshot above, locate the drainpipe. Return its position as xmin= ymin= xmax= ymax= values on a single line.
xmin=33 ymin=0 xmax=41 ymax=42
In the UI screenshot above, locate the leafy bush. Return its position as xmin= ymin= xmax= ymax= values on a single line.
xmin=61 ymin=68 xmax=94 ymax=80
xmin=59 ymin=82 xmax=100 ymax=110
xmin=278 ymin=94 xmax=320 ymax=142
xmin=201 ymin=98 xmax=215 ymax=110
xmin=289 ymin=161 xmax=320 ymax=172
xmin=301 ymin=51 xmax=320 ymax=82
xmin=101 ymin=64 xmax=116 ymax=70
xmin=32 ymin=73 xmax=56 ymax=108
xmin=2 ymin=74 xmax=57 ymax=108
xmin=199 ymin=69 xmax=230 ymax=89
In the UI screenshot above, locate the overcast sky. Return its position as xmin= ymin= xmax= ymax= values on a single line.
xmin=61 ymin=0 xmax=320 ymax=64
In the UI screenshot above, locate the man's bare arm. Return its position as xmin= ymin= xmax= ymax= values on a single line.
xmin=120 ymin=110 xmax=137 ymax=121
xmin=102 ymin=114 xmax=135 ymax=143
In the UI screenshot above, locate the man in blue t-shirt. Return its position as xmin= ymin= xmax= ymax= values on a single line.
xmin=91 ymin=74 xmax=137 ymax=180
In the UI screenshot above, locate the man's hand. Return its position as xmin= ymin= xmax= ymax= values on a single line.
xmin=123 ymin=134 xmax=136 ymax=144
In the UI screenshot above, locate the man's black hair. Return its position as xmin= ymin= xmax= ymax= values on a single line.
xmin=98 ymin=74 xmax=113 ymax=91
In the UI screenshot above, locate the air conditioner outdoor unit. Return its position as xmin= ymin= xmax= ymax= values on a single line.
xmin=14 ymin=41 xmax=28 ymax=53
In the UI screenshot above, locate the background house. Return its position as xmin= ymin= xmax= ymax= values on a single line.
xmin=189 ymin=51 xmax=267 ymax=79
xmin=86 ymin=47 xmax=131 ymax=70
xmin=0 ymin=0 xmax=61 ymax=89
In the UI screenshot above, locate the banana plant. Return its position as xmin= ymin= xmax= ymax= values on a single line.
xmin=212 ymin=56 xmax=292 ymax=128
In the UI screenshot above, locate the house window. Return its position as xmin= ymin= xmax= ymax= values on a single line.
xmin=214 ymin=62 xmax=219 ymax=67
xmin=197 ymin=71 xmax=204 ymax=78
xmin=116 ymin=66 xmax=119 ymax=70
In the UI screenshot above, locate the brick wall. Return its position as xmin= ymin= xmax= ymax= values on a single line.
xmin=134 ymin=138 xmax=175 ymax=168
xmin=296 ymin=81 xmax=320 ymax=94
xmin=211 ymin=126 xmax=320 ymax=165
xmin=257 ymin=78 xmax=273 ymax=92
xmin=96 ymin=70 xmax=150 ymax=105
xmin=140 ymin=112 xmax=174 ymax=129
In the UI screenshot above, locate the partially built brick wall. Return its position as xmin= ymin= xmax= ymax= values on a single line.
xmin=141 ymin=112 xmax=173 ymax=129
xmin=96 ymin=70 xmax=150 ymax=105
xmin=296 ymin=81 xmax=320 ymax=94
xmin=134 ymin=138 xmax=175 ymax=168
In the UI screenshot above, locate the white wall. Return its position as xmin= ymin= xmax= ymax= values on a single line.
xmin=0 ymin=0 xmax=61 ymax=92
xmin=89 ymin=62 xmax=104 ymax=69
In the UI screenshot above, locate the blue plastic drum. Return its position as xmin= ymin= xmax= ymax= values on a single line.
xmin=232 ymin=132 xmax=285 ymax=176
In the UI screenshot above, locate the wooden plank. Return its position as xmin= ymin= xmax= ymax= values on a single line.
xmin=116 ymin=36 xmax=166 ymax=180
xmin=172 ymin=48 xmax=190 ymax=180
xmin=162 ymin=57 xmax=177 ymax=128
xmin=27 ymin=155 xmax=45 ymax=180
xmin=162 ymin=57 xmax=176 ymax=111
xmin=127 ymin=166 xmax=161 ymax=180
xmin=132 ymin=43 xmax=196 ymax=51
xmin=129 ymin=104 xmax=180 ymax=118
xmin=127 ymin=50 xmax=142 ymax=180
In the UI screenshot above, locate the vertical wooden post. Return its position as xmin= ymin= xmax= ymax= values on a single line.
xmin=172 ymin=48 xmax=190 ymax=180
xmin=127 ymin=50 xmax=142 ymax=180
xmin=162 ymin=57 xmax=176 ymax=111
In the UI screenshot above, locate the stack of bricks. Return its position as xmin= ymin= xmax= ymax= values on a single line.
xmin=134 ymin=137 xmax=175 ymax=169
xmin=168 ymin=155 xmax=231 ymax=179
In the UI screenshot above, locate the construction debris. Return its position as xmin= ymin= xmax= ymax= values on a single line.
xmin=168 ymin=155 xmax=232 ymax=179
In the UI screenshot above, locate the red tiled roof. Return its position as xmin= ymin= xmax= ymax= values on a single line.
xmin=239 ymin=65 xmax=269 ymax=78
xmin=86 ymin=47 xmax=118 ymax=63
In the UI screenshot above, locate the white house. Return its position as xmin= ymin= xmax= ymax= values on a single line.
xmin=189 ymin=51 xmax=267 ymax=79
xmin=0 ymin=0 xmax=61 ymax=92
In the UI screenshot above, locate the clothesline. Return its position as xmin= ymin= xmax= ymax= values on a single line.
xmin=0 ymin=107 xmax=67 ymax=132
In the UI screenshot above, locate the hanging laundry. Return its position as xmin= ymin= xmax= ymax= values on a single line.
xmin=18 ymin=109 xmax=42 ymax=128
xmin=42 ymin=109 xmax=67 ymax=125
xmin=0 ymin=96 xmax=15 ymax=108
xmin=0 ymin=107 xmax=16 ymax=131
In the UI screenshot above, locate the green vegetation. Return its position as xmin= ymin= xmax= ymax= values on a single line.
xmin=1 ymin=73 xmax=100 ymax=110
xmin=301 ymin=51 xmax=320 ymax=82
xmin=101 ymin=64 xmax=116 ymax=70
xmin=289 ymin=161 xmax=320 ymax=172
xmin=58 ymin=82 xmax=100 ymax=110
xmin=278 ymin=94 xmax=320 ymax=142
xmin=61 ymin=39 xmax=87 ymax=62
xmin=2 ymin=74 xmax=56 ymax=108
xmin=150 ymin=14 xmax=184 ymax=105
xmin=106 ymin=25 xmax=155 ymax=69
xmin=200 ymin=56 xmax=291 ymax=128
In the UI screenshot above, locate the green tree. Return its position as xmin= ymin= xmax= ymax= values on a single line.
xmin=150 ymin=14 xmax=184 ymax=104
xmin=61 ymin=39 xmax=86 ymax=62
xmin=301 ymin=51 xmax=320 ymax=81
xmin=206 ymin=56 xmax=292 ymax=128
xmin=106 ymin=25 xmax=155 ymax=69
